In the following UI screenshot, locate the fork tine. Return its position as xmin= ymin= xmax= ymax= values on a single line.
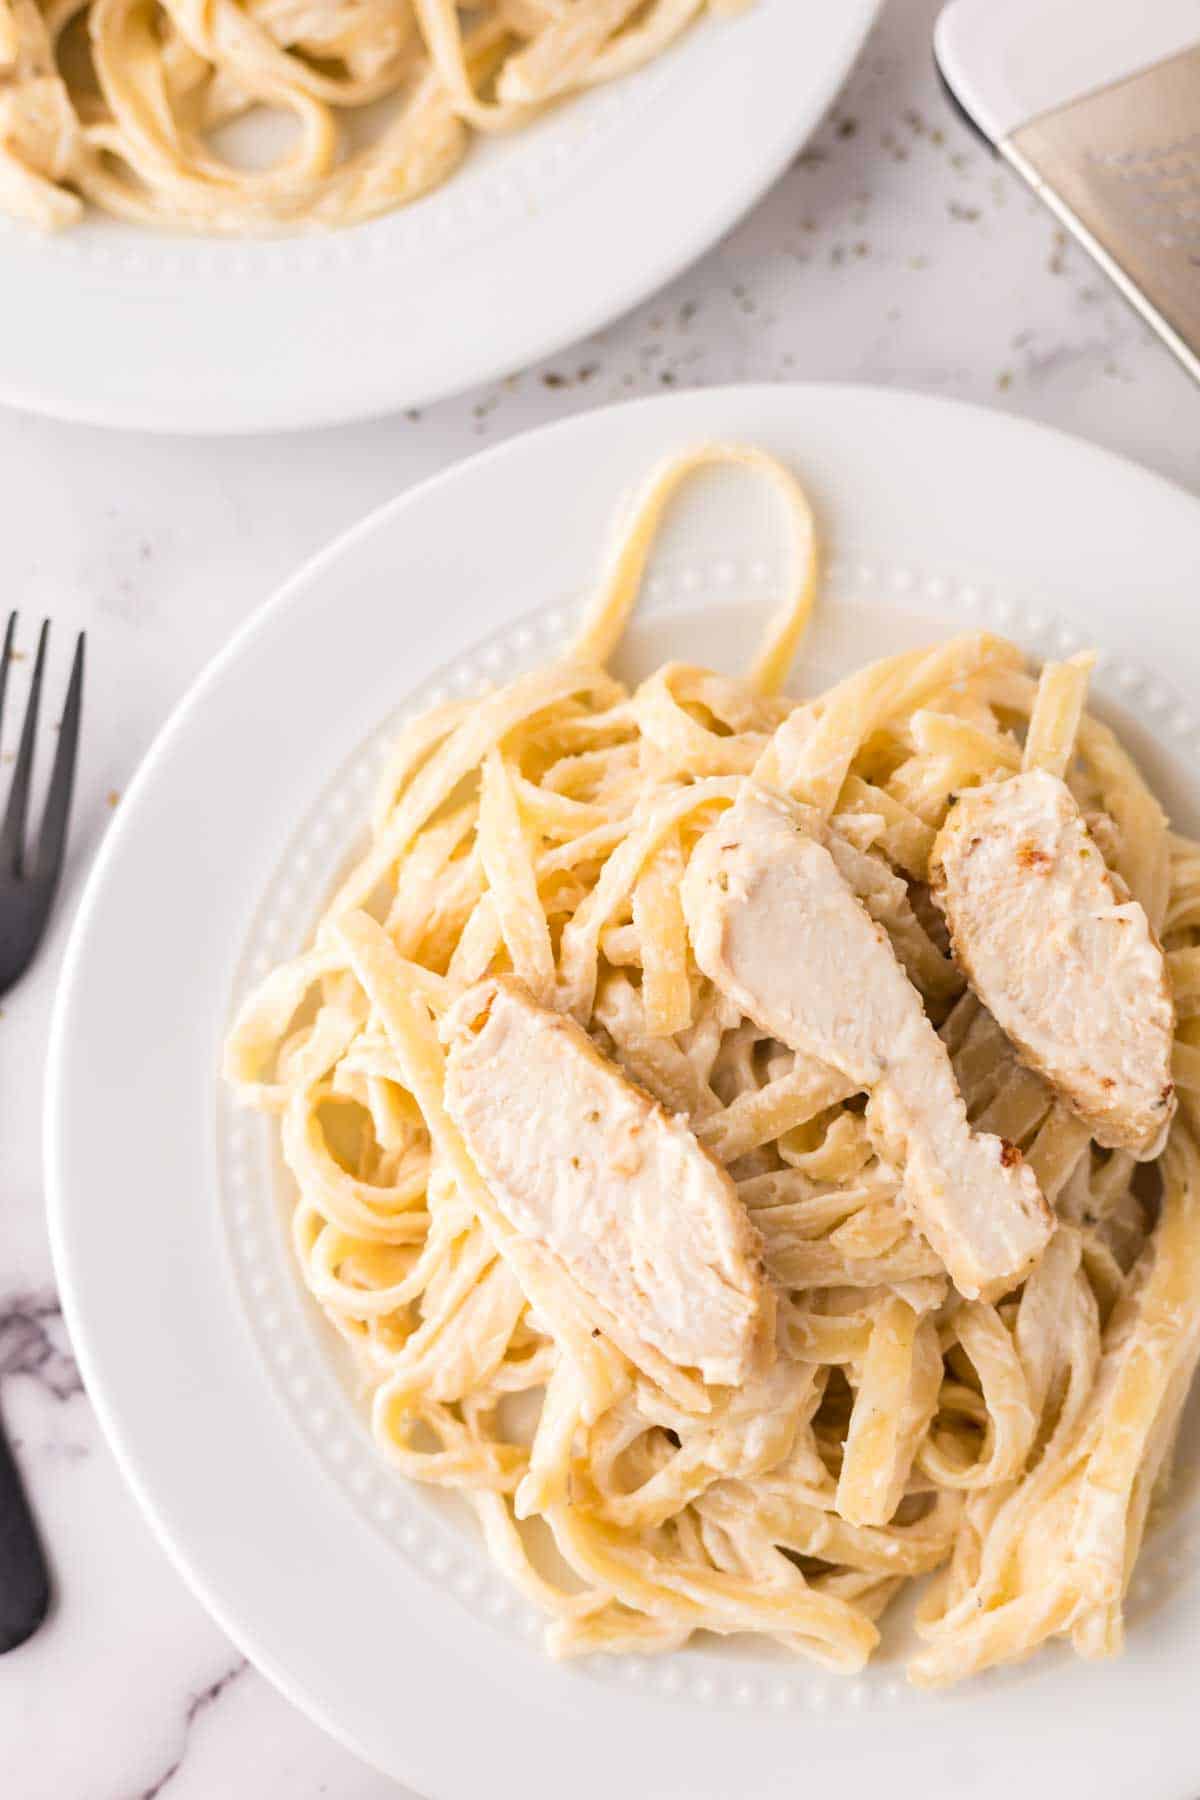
xmin=0 ymin=613 xmax=15 ymax=744
xmin=0 ymin=619 xmax=49 ymax=878
xmin=33 ymin=632 xmax=84 ymax=890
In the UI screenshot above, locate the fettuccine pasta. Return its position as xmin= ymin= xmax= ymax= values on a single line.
xmin=0 ymin=0 xmax=734 ymax=230
xmin=225 ymin=444 xmax=1200 ymax=1684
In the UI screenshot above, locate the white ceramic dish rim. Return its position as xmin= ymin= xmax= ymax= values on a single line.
xmin=0 ymin=0 xmax=880 ymax=435
xmin=46 ymin=386 xmax=1200 ymax=1799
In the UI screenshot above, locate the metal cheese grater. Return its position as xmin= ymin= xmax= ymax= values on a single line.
xmin=936 ymin=0 xmax=1200 ymax=383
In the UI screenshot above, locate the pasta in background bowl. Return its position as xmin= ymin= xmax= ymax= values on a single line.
xmin=224 ymin=446 xmax=1200 ymax=1686
xmin=1 ymin=0 xmax=742 ymax=231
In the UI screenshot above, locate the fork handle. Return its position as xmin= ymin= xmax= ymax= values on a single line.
xmin=0 ymin=1404 xmax=50 ymax=1653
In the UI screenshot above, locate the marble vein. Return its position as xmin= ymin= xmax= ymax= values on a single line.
xmin=0 ymin=1289 xmax=82 ymax=1403
xmin=135 ymin=1659 xmax=251 ymax=1800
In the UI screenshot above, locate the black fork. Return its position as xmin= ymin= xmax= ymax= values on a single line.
xmin=0 ymin=615 xmax=85 ymax=996
xmin=0 ymin=612 xmax=85 ymax=1653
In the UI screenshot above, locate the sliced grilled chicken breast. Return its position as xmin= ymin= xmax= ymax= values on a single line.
xmin=931 ymin=769 xmax=1175 ymax=1157
xmin=442 ymin=977 xmax=768 ymax=1387
xmin=682 ymin=790 xmax=1052 ymax=1302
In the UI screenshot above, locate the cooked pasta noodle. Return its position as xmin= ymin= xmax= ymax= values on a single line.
xmin=0 ymin=0 xmax=733 ymax=229
xmin=225 ymin=442 xmax=1200 ymax=1684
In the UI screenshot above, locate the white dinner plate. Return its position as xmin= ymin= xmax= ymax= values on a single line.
xmin=0 ymin=1 xmax=879 ymax=435
xmin=48 ymin=386 xmax=1200 ymax=1798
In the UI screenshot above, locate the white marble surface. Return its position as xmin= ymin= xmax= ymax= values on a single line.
xmin=1 ymin=1 xmax=1197 ymax=1795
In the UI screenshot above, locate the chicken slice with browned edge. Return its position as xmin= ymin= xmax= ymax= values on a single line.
xmin=682 ymin=790 xmax=1053 ymax=1302
xmin=442 ymin=977 xmax=769 ymax=1387
xmin=931 ymin=769 xmax=1176 ymax=1158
